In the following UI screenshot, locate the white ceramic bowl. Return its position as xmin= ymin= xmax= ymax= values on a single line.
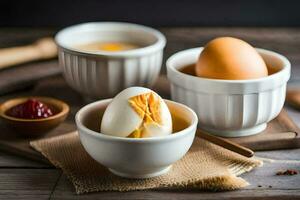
xmin=55 ymin=22 xmax=166 ymax=99
xmin=75 ymin=99 xmax=197 ymax=178
xmin=167 ymin=47 xmax=291 ymax=137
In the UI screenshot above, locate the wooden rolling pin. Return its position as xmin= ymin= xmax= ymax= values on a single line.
xmin=197 ymin=131 xmax=254 ymax=158
xmin=0 ymin=37 xmax=57 ymax=70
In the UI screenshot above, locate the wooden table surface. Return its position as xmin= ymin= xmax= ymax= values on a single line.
xmin=0 ymin=27 xmax=300 ymax=200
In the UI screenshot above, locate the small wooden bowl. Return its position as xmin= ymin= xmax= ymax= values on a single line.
xmin=0 ymin=96 xmax=69 ymax=137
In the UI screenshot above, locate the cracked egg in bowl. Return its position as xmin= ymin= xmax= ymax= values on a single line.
xmin=75 ymin=87 xmax=198 ymax=178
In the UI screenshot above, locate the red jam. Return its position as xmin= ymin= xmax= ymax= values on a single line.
xmin=6 ymin=99 xmax=54 ymax=119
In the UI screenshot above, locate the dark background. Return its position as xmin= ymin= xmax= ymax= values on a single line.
xmin=1 ymin=0 xmax=300 ymax=27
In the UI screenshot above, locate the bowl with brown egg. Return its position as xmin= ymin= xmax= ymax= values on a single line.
xmin=55 ymin=22 xmax=166 ymax=100
xmin=166 ymin=37 xmax=290 ymax=137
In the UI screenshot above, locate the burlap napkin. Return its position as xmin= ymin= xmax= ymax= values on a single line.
xmin=30 ymin=131 xmax=262 ymax=194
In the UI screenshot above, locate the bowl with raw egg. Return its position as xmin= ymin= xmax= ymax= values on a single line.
xmin=75 ymin=87 xmax=198 ymax=178
xmin=55 ymin=22 xmax=166 ymax=100
xmin=167 ymin=37 xmax=290 ymax=137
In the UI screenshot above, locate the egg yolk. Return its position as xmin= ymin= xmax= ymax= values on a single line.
xmin=100 ymin=43 xmax=129 ymax=51
xmin=127 ymin=92 xmax=162 ymax=138
xmin=76 ymin=42 xmax=139 ymax=52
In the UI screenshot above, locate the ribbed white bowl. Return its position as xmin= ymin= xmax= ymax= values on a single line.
xmin=55 ymin=22 xmax=166 ymax=99
xmin=167 ymin=48 xmax=291 ymax=137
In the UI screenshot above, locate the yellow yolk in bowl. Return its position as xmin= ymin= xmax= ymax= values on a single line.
xmin=76 ymin=42 xmax=140 ymax=52
xmin=100 ymin=43 xmax=134 ymax=51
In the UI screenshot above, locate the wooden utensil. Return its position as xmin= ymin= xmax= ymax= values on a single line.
xmin=0 ymin=37 xmax=57 ymax=70
xmin=197 ymin=130 xmax=254 ymax=158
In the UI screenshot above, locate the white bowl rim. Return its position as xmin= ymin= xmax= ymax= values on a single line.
xmin=55 ymin=22 xmax=166 ymax=58
xmin=166 ymin=47 xmax=291 ymax=94
xmin=75 ymin=99 xmax=198 ymax=143
xmin=167 ymin=47 xmax=290 ymax=83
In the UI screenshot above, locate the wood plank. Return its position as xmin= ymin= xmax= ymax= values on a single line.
xmin=286 ymin=105 xmax=300 ymax=125
xmin=50 ymin=161 xmax=300 ymax=199
xmin=0 ymin=152 xmax=49 ymax=168
xmin=51 ymin=190 xmax=300 ymax=200
xmin=0 ymin=28 xmax=56 ymax=48
xmin=241 ymin=161 xmax=300 ymax=190
xmin=161 ymin=28 xmax=300 ymax=61
xmin=0 ymin=168 xmax=61 ymax=200
xmin=0 ymin=60 xmax=61 ymax=95
xmin=256 ymin=147 xmax=300 ymax=160
xmin=255 ymin=147 xmax=300 ymax=161
xmin=0 ymin=28 xmax=60 ymax=94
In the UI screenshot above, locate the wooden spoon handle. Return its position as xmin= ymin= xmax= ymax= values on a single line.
xmin=0 ymin=37 xmax=57 ymax=70
xmin=197 ymin=130 xmax=254 ymax=158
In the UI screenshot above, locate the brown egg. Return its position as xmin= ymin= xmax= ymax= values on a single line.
xmin=195 ymin=37 xmax=268 ymax=80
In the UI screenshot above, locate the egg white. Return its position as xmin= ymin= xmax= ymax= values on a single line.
xmin=100 ymin=87 xmax=172 ymax=138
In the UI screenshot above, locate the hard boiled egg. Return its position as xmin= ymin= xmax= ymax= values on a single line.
xmin=195 ymin=37 xmax=268 ymax=80
xmin=100 ymin=87 xmax=172 ymax=138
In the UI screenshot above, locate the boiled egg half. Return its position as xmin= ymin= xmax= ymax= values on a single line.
xmin=100 ymin=87 xmax=172 ymax=138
